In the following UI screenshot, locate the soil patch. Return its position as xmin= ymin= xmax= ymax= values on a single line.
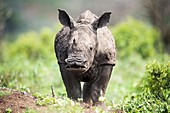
xmin=0 ymin=88 xmax=46 ymax=113
xmin=0 ymin=88 xmax=123 ymax=113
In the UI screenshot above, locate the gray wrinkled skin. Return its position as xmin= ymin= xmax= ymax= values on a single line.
xmin=54 ymin=9 xmax=116 ymax=106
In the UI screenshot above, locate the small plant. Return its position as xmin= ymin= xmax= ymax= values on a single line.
xmin=18 ymin=85 xmax=30 ymax=93
xmin=33 ymin=92 xmax=56 ymax=106
xmin=0 ymin=91 xmax=10 ymax=97
xmin=5 ymin=108 xmax=12 ymax=113
xmin=24 ymin=108 xmax=37 ymax=113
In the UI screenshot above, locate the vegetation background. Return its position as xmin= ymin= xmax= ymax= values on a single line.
xmin=0 ymin=0 xmax=169 ymax=112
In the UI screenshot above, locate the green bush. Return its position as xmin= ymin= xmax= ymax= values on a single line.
xmin=122 ymin=61 xmax=170 ymax=112
xmin=111 ymin=17 xmax=162 ymax=59
xmin=6 ymin=27 xmax=56 ymax=61
xmin=123 ymin=92 xmax=169 ymax=113
xmin=143 ymin=61 xmax=170 ymax=101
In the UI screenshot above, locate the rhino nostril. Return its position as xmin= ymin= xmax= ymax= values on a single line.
xmin=83 ymin=59 xmax=87 ymax=63
xmin=73 ymin=38 xmax=76 ymax=44
xmin=65 ymin=57 xmax=87 ymax=64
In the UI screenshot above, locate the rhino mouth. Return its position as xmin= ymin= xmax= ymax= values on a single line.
xmin=66 ymin=64 xmax=86 ymax=68
xmin=65 ymin=57 xmax=87 ymax=72
xmin=65 ymin=63 xmax=87 ymax=72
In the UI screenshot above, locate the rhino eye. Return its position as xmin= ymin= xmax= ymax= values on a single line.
xmin=90 ymin=47 xmax=93 ymax=51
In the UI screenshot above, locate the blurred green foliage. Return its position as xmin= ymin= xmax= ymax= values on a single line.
xmin=7 ymin=28 xmax=55 ymax=61
xmin=122 ymin=61 xmax=170 ymax=112
xmin=111 ymin=17 xmax=162 ymax=59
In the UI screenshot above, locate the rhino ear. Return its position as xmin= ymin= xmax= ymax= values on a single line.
xmin=92 ymin=12 xmax=111 ymax=30
xmin=58 ymin=9 xmax=75 ymax=28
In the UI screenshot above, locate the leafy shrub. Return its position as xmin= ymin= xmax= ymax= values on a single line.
xmin=122 ymin=61 xmax=170 ymax=112
xmin=111 ymin=17 xmax=162 ymax=59
xmin=7 ymin=27 xmax=56 ymax=61
xmin=142 ymin=61 xmax=170 ymax=102
xmin=123 ymin=92 xmax=169 ymax=113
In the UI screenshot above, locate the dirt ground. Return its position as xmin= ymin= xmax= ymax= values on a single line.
xmin=0 ymin=88 xmax=46 ymax=113
xmin=0 ymin=88 xmax=123 ymax=113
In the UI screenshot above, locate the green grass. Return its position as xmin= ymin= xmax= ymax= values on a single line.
xmin=0 ymin=57 xmax=64 ymax=95
xmin=0 ymin=91 xmax=10 ymax=97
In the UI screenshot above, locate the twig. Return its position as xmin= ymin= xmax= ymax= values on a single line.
xmin=51 ymin=85 xmax=55 ymax=98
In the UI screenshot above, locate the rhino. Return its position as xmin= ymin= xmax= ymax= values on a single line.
xmin=54 ymin=9 xmax=116 ymax=105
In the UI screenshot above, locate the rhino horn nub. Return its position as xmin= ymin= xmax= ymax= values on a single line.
xmin=83 ymin=10 xmax=93 ymax=17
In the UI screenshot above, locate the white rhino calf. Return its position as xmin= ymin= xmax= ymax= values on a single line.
xmin=54 ymin=9 xmax=116 ymax=105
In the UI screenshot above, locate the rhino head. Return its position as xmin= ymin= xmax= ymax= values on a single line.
xmin=58 ymin=9 xmax=111 ymax=73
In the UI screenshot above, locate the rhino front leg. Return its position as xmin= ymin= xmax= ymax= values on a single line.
xmin=83 ymin=83 xmax=92 ymax=105
xmin=83 ymin=65 xmax=113 ymax=105
xmin=59 ymin=64 xmax=81 ymax=100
